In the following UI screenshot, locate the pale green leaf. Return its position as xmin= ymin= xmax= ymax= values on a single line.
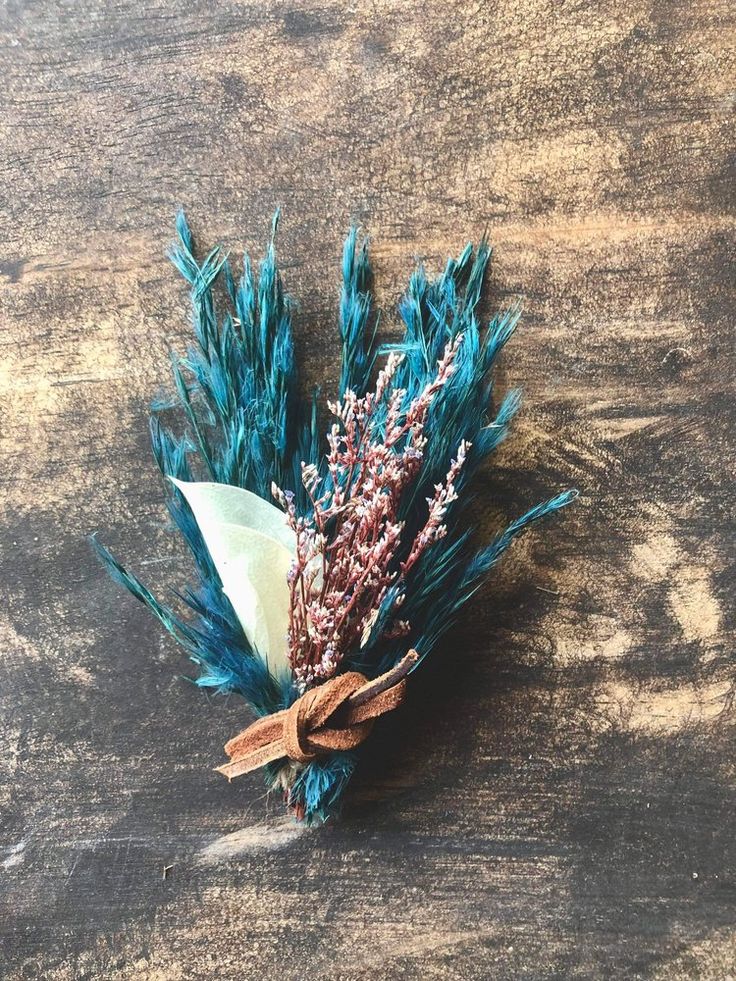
xmin=170 ymin=479 xmax=295 ymax=677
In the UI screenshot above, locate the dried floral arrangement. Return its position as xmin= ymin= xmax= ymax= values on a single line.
xmin=96 ymin=213 xmax=575 ymax=823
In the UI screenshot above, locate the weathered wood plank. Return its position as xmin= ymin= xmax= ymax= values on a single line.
xmin=1 ymin=1 xmax=734 ymax=978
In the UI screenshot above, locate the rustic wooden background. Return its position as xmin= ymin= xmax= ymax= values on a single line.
xmin=1 ymin=1 xmax=734 ymax=978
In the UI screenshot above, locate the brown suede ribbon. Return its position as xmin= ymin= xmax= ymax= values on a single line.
xmin=216 ymin=650 xmax=419 ymax=780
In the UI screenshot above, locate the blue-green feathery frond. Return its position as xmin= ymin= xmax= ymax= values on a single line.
xmin=167 ymin=209 xmax=302 ymax=498
xmin=289 ymin=751 xmax=358 ymax=825
xmin=461 ymin=490 xmax=578 ymax=590
xmin=339 ymin=226 xmax=376 ymax=397
xmin=379 ymin=241 xmax=516 ymax=529
xmin=94 ymin=212 xmax=311 ymax=716
xmin=92 ymin=535 xmax=286 ymax=714
xmin=405 ymin=490 xmax=577 ymax=668
xmin=92 ymin=535 xmax=201 ymax=654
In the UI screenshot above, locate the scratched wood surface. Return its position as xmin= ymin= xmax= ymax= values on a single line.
xmin=1 ymin=1 xmax=735 ymax=978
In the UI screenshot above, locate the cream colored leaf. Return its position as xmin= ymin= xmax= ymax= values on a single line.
xmin=169 ymin=479 xmax=296 ymax=552
xmin=170 ymin=479 xmax=295 ymax=677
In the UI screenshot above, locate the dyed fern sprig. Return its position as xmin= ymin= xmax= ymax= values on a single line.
xmin=95 ymin=213 xmax=575 ymax=823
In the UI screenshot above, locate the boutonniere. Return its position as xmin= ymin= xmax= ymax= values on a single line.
xmin=96 ymin=213 xmax=575 ymax=823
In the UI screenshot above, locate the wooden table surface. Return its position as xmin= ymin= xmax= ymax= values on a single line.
xmin=1 ymin=2 xmax=734 ymax=978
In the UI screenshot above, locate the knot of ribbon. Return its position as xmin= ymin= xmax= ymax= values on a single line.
xmin=216 ymin=650 xmax=418 ymax=780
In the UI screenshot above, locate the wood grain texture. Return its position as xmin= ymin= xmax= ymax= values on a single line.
xmin=1 ymin=1 xmax=734 ymax=978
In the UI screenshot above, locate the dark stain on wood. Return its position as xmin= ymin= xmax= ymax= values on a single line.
xmin=1 ymin=1 xmax=734 ymax=978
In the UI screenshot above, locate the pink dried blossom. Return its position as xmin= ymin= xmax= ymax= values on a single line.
xmin=275 ymin=337 xmax=470 ymax=690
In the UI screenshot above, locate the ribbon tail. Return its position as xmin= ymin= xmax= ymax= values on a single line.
xmin=224 ymin=712 xmax=283 ymax=758
xmin=216 ymin=737 xmax=288 ymax=780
